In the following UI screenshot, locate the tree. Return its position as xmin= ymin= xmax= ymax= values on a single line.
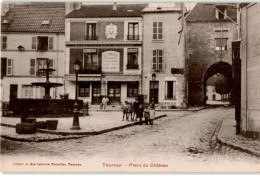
xmin=215 ymin=77 xmax=232 ymax=95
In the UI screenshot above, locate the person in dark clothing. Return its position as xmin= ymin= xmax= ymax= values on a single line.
xmin=137 ymin=103 xmax=144 ymax=124
xmin=132 ymin=97 xmax=140 ymax=121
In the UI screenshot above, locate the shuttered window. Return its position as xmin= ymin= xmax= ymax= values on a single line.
xmin=152 ymin=49 xmax=163 ymax=71
xmin=7 ymin=59 xmax=12 ymax=75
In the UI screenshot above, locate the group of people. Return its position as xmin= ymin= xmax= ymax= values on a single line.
xmin=122 ymin=97 xmax=155 ymax=125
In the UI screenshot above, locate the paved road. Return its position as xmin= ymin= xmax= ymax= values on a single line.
xmin=1 ymin=107 xmax=259 ymax=172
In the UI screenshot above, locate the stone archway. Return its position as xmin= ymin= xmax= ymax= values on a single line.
xmin=203 ymin=61 xmax=232 ymax=105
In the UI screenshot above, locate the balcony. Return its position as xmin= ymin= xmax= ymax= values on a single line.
xmin=79 ymin=67 xmax=101 ymax=74
xmin=126 ymin=35 xmax=140 ymax=40
xmin=85 ymin=35 xmax=98 ymax=41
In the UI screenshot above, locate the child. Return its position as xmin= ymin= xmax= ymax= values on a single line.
xmin=143 ymin=104 xmax=150 ymax=125
xmin=149 ymin=104 xmax=155 ymax=125
xmin=122 ymin=101 xmax=129 ymax=121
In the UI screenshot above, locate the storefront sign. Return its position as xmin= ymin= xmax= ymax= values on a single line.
xmin=102 ymin=51 xmax=120 ymax=72
xmin=84 ymin=49 xmax=97 ymax=53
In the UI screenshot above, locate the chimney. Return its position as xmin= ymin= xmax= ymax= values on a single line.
xmin=113 ymin=2 xmax=117 ymax=10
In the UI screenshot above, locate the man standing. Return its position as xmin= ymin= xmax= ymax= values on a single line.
xmin=102 ymin=96 xmax=109 ymax=110
xmin=132 ymin=97 xmax=140 ymax=121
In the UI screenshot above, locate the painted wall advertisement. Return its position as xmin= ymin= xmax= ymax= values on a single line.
xmin=102 ymin=51 xmax=120 ymax=72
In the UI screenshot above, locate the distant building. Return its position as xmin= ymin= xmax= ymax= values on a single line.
xmin=1 ymin=2 xmax=66 ymax=102
xmin=142 ymin=3 xmax=186 ymax=108
xmin=185 ymin=3 xmax=237 ymax=105
xmin=240 ymin=3 xmax=260 ymax=139
xmin=65 ymin=3 xmax=146 ymax=105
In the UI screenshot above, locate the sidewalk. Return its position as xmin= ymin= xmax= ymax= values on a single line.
xmin=217 ymin=116 xmax=260 ymax=157
xmin=88 ymin=105 xmax=207 ymax=112
xmin=1 ymin=112 xmax=166 ymax=142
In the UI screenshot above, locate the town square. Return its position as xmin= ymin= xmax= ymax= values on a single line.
xmin=0 ymin=2 xmax=260 ymax=172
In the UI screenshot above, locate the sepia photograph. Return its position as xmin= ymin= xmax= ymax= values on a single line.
xmin=0 ymin=0 xmax=259 ymax=172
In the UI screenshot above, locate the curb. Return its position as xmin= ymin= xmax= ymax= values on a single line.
xmin=1 ymin=114 xmax=167 ymax=142
xmin=37 ymin=114 xmax=167 ymax=136
xmin=216 ymin=125 xmax=260 ymax=158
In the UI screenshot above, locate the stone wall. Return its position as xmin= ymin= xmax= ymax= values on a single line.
xmin=186 ymin=21 xmax=237 ymax=105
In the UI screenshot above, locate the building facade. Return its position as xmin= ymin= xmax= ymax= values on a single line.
xmin=185 ymin=3 xmax=237 ymax=105
xmin=65 ymin=3 xmax=146 ymax=105
xmin=1 ymin=3 xmax=66 ymax=102
xmin=142 ymin=3 xmax=186 ymax=108
xmin=240 ymin=3 xmax=260 ymax=139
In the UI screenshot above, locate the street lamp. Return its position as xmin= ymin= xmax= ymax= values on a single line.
xmin=151 ymin=73 xmax=156 ymax=106
xmin=71 ymin=58 xmax=81 ymax=130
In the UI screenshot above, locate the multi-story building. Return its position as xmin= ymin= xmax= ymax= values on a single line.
xmin=1 ymin=2 xmax=66 ymax=102
xmin=240 ymin=3 xmax=260 ymax=139
xmin=142 ymin=3 xmax=186 ymax=108
xmin=185 ymin=3 xmax=237 ymax=105
xmin=65 ymin=3 xmax=146 ymax=105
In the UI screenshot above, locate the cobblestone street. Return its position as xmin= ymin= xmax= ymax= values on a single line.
xmin=1 ymin=107 xmax=259 ymax=172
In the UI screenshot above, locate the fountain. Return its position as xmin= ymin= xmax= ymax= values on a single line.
xmin=31 ymin=59 xmax=63 ymax=99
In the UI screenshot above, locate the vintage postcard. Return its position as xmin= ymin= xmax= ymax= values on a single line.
xmin=0 ymin=1 xmax=260 ymax=172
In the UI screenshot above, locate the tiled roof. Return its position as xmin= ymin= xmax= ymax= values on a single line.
xmin=66 ymin=4 xmax=147 ymax=18
xmin=1 ymin=7 xmax=65 ymax=33
xmin=186 ymin=3 xmax=237 ymax=22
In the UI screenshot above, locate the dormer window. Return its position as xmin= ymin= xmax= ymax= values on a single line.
xmin=3 ymin=19 xmax=9 ymax=24
xmin=215 ymin=6 xmax=227 ymax=20
xmin=41 ymin=20 xmax=51 ymax=25
xmin=2 ymin=19 xmax=12 ymax=24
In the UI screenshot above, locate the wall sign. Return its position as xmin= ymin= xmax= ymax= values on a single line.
xmin=102 ymin=51 xmax=120 ymax=72
xmin=105 ymin=23 xmax=118 ymax=39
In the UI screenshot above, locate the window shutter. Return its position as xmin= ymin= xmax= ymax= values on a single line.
xmin=49 ymin=59 xmax=54 ymax=76
xmin=32 ymin=37 xmax=37 ymax=49
xmin=152 ymin=50 xmax=157 ymax=70
xmin=48 ymin=37 xmax=53 ymax=50
xmin=158 ymin=49 xmax=163 ymax=70
xmin=2 ymin=36 xmax=7 ymax=49
xmin=6 ymin=59 xmax=12 ymax=75
xmin=30 ymin=59 xmax=36 ymax=75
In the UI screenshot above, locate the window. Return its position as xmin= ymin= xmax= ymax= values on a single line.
xmin=165 ymin=81 xmax=176 ymax=100
xmin=79 ymin=82 xmax=90 ymax=97
xmin=32 ymin=36 xmax=53 ymax=50
xmin=153 ymin=22 xmax=163 ymax=40
xmin=22 ymin=85 xmax=34 ymax=98
xmin=216 ymin=6 xmax=227 ymax=20
xmin=36 ymin=58 xmax=54 ymax=76
xmin=127 ymin=82 xmax=139 ymax=98
xmin=215 ymin=30 xmax=228 ymax=51
xmin=1 ymin=36 xmax=7 ymax=49
xmin=86 ymin=23 xmax=97 ymax=40
xmin=6 ymin=58 xmax=12 ymax=75
xmin=127 ymin=49 xmax=139 ymax=69
xmin=127 ymin=23 xmax=139 ymax=40
xmin=152 ymin=49 xmax=163 ymax=71
xmin=84 ymin=50 xmax=98 ymax=71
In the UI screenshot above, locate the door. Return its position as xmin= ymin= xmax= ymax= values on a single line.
xmin=150 ymin=81 xmax=159 ymax=104
xmin=10 ymin=84 xmax=18 ymax=100
xmin=92 ymin=82 xmax=101 ymax=105
xmin=108 ymin=82 xmax=121 ymax=105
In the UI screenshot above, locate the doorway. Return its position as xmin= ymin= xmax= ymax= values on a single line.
xmin=108 ymin=82 xmax=121 ymax=105
xmin=10 ymin=84 xmax=18 ymax=100
xmin=92 ymin=82 xmax=101 ymax=105
xmin=150 ymin=81 xmax=159 ymax=104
